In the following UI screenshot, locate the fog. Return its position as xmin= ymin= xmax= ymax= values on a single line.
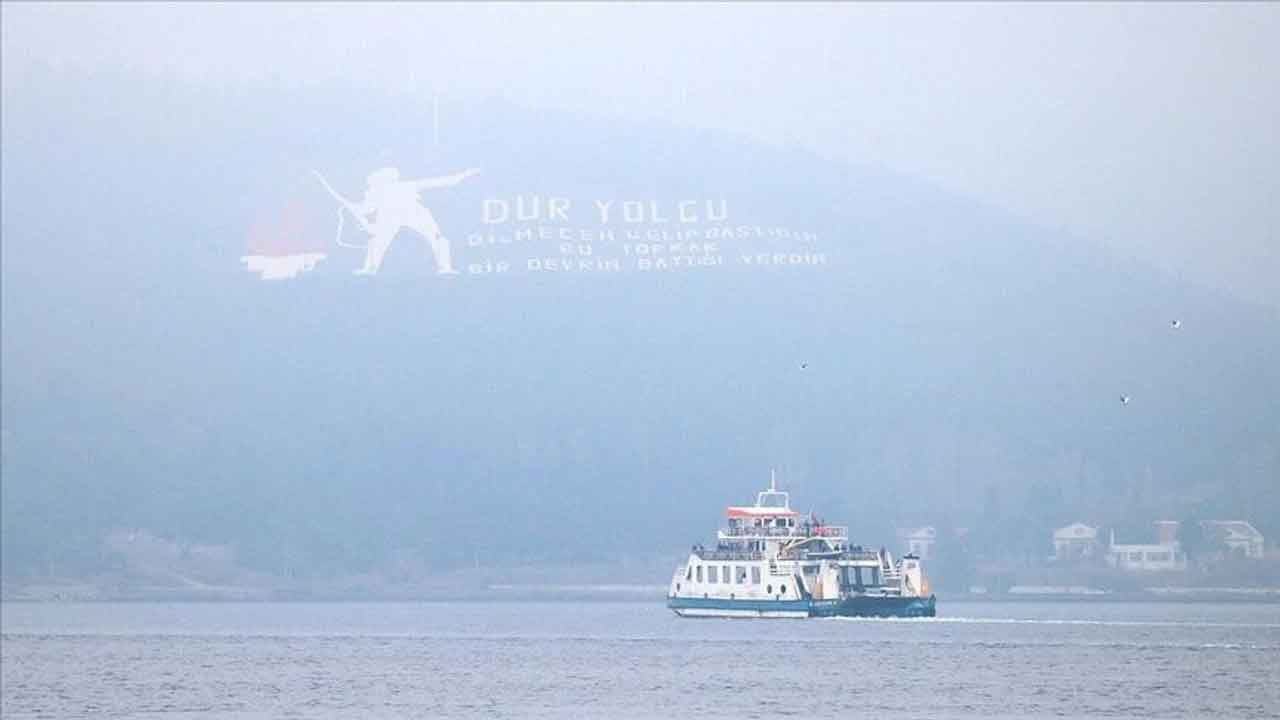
xmin=6 ymin=2 xmax=1277 ymax=309
xmin=1 ymin=3 xmax=1277 ymax=595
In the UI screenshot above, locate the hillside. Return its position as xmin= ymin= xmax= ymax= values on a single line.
xmin=3 ymin=70 xmax=1277 ymax=583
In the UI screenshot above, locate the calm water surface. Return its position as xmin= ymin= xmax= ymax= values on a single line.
xmin=3 ymin=600 xmax=1278 ymax=719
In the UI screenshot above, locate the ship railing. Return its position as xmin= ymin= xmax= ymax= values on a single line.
xmin=778 ymin=550 xmax=882 ymax=563
xmin=691 ymin=547 xmax=883 ymax=564
xmin=719 ymin=525 xmax=849 ymax=539
xmin=846 ymin=552 xmax=885 ymax=564
xmin=691 ymin=549 xmax=765 ymax=562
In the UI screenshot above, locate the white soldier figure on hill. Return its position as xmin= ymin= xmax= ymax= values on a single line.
xmin=316 ymin=165 xmax=479 ymax=275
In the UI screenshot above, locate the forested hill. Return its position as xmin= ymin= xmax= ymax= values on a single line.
xmin=3 ymin=70 xmax=1277 ymax=578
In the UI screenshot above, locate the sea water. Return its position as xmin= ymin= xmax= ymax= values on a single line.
xmin=2 ymin=600 xmax=1277 ymax=719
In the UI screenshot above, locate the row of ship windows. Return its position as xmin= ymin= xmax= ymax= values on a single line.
xmin=685 ymin=564 xmax=762 ymax=585
xmin=729 ymin=517 xmax=797 ymax=528
xmin=677 ymin=582 xmax=787 ymax=596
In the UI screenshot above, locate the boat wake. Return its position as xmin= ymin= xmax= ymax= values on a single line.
xmin=822 ymin=615 xmax=1280 ymax=629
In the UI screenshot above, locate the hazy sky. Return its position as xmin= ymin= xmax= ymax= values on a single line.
xmin=4 ymin=2 xmax=1277 ymax=309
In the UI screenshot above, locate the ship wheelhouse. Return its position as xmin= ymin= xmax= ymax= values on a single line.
xmin=719 ymin=479 xmax=850 ymax=556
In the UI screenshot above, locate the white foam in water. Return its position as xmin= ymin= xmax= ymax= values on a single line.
xmin=823 ymin=616 xmax=1280 ymax=629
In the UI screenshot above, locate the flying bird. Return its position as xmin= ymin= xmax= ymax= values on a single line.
xmin=1120 ymin=395 xmax=1131 ymax=405
xmin=1170 ymin=319 xmax=1182 ymax=329
xmin=800 ymin=362 xmax=809 ymax=370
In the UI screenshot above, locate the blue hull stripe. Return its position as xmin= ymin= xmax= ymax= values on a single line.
xmin=668 ymin=595 xmax=937 ymax=617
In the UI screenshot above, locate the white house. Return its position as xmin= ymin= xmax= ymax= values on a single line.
xmin=897 ymin=526 xmax=936 ymax=559
xmin=1053 ymin=522 xmax=1099 ymax=561
xmin=1203 ymin=521 xmax=1265 ymax=559
xmin=1106 ymin=528 xmax=1186 ymax=572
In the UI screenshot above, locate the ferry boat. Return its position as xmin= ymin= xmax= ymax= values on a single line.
xmin=667 ymin=475 xmax=937 ymax=618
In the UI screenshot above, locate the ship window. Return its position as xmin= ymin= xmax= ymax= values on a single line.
xmin=736 ymin=566 xmax=747 ymax=583
xmin=708 ymin=566 xmax=718 ymax=583
xmin=751 ymin=567 xmax=762 ymax=584
xmin=760 ymin=491 xmax=787 ymax=507
xmin=696 ymin=566 xmax=703 ymax=582
xmin=766 ymin=584 xmax=773 ymax=594
xmin=780 ymin=584 xmax=787 ymax=594
xmin=685 ymin=567 xmax=692 ymax=581
xmin=722 ymin=565 xmax=730 ymax=583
